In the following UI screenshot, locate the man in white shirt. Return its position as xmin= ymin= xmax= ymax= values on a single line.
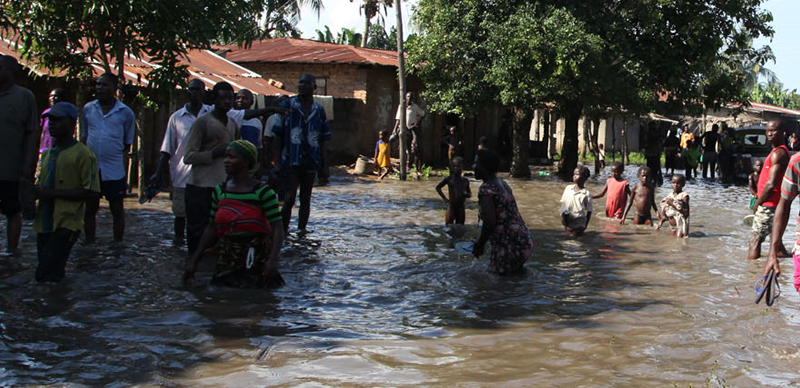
xmin=150 ymin=79 xmax=211 ymax=245
xmin=391 ymin=91 xmax=425 ymax=173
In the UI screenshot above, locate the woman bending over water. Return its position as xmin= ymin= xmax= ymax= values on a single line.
xmin=472 ymin=149 xmax=534 ymax=274
xmin=183 ymin=140 xmax=285 ymax=288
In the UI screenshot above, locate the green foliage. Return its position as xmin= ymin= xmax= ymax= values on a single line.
xmin=409 ymin=0 xmax=773 ymax=178
xmin=366 ymin=25 xmax=397 ymax=51
xmin=261 ymin=0 xmax=325 ymax=39
xmin=0 ymin=0 xmax=269 ymax=90
xmin=314 ymin=26 xmax=363 ymax=46
xmin=485 ymin=5 xmax=605 ymax=116
xmin=410 ymin=164 xmax=434 ymax=179
xmin=406 ymin=0 xmax=497 ymax=116
xmin=750 ymin=80 xmax=800 ymax=110
xmin=410 ymin=0 xmax=774 ymax=118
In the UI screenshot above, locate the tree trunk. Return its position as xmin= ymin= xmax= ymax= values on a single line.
xmin=622 ymin=118 xmax=629 ymax=165
xmin=362 ymin=3 xmax=372 ymax=48
xmin=545 ymin=111 xmax=553 ymax=159
xmin=559 ymin=107 xmax=581 ymax=179
xmin=510 ymin=107 xmax=532 ymax=178
xmin=611 ymin=116 xmax=616 ymax=162
xmin=541 ymin=109 xmax=553 ymax=159
xmin=591 ymin=117 xmax=601 ymax=174
xmin=581 ymin=118 xmax=590 ymax=159
xmin=394 ymin=0 xmax=407 ymax=180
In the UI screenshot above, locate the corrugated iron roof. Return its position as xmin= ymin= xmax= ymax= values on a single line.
xmin=0 ymin=34 xmax=287 ymax=96
xmin=222 ymin=38 xmax=399 ymax=67
xmin=731 ymin=101 xmax=800 ymax=118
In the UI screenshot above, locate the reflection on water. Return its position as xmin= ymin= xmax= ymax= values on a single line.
xmin=1 ymin=167 xmax=800 ymax=387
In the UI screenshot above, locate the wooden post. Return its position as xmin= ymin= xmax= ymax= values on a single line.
xmin=395 ymin=0 xmax=407 ymax=181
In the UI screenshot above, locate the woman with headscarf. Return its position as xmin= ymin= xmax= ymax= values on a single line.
xmin=183 ymin=140 xmax=285 ymax=288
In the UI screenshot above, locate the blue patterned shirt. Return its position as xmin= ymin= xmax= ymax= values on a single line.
xmin=273 ymin=96 xmax=331 ymax=168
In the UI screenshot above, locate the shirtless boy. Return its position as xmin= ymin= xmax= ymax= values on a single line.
xmin=621 ymin=166 xmax=658 ymax=225
xmin=435 ymin=156 xmax=471 ymax=225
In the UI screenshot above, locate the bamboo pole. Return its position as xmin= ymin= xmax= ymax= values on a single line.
xmin=394 ymin=0 xmax=407 ymax=180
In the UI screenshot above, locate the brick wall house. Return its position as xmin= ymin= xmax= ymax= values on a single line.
xmin=221 ymin=38 xmax=448 ymax=166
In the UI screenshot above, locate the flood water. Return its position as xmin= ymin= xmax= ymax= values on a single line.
xmin=2 ymin=166 xmax=800 ymax=387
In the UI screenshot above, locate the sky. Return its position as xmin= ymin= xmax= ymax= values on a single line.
xmin=754 ymin=0 xmax=800 ymax=91
xmin=295 ymin=0 xmax=418 ymax=41
xmin=296 ymin=0 xmax=798 ymax=91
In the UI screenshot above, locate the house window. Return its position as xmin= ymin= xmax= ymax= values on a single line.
xmin=316 ymin=77 xmax=328 ymax=95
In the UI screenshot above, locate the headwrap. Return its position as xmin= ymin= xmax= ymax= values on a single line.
xmin=229 ymin=140 xmax=258 ymax=167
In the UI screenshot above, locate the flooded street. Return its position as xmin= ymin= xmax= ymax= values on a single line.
xmin=2 ymin=166 xmax=800 ymax=387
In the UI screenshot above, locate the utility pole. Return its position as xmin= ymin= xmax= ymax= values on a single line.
xmin=395 ymin=0 xmax=407 ymax=180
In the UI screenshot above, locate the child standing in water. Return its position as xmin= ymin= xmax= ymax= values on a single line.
xmin=560 ymin=166 xmax=593 ymax=236
xmin=621 ymin=166 xmax=658 ymax=225
xmin=436 ymin=157 xmax=471 ymax=225
xmin=748 ymin=159 xmax=763 ymax=210
xmin=374 ymin=129 xmax=393 ymax=180
xmin=442 ymin=125 xmax=463 ymax=161
xmin=656 ymin=174 xmax=690 ymax=237
xmin=472 ymin=149 xmax=533 ymax=274
xmin=593 ymin=161 xmax=630 ymax=219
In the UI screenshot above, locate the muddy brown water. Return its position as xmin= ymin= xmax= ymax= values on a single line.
xmin=1 ymin=167 xmax=799 ymax=387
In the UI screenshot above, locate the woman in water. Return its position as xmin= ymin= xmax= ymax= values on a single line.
xmin=472 ymin=149 xmax=534 ymax=274
xmin=183 ymin=140 xmax=285 ymax=288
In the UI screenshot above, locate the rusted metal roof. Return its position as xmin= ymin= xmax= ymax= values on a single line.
xmin=222 ymin=38 xmax=399 ymax=67
xmin=729 ymin=101 xmax=800 ymax=118
xmin=0 ymin=34 xmax=287 ymax=96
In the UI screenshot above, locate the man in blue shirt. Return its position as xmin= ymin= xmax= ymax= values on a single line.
xmin=274 ymin=74 xmax=331 ymax=233
xmin=80 ymin=73 xmax=136 ymax=243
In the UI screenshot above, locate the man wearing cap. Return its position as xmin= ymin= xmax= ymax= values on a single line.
xmin=34 ymin=102 xmax=100 ymax=282
xmin=80 ymin=72 xmax=135 ymax=243
xmin=0 ymin=55 xmax=39 ymax=256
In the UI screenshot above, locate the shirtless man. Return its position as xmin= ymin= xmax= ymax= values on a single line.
xmin=621 ymin=166 xmax=658 ymax=225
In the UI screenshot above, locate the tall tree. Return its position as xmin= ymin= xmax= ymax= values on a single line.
xmin=261 ymin=0 xmax=325 ymax=38
xmin=408 ymin=0 xmax=774 ymax=178
xmin=350 ymin=0 xmax=393 ymax=48
xmin=0 ymin=0 xmax=325 ymax=89
xmin=0 ymin=0 xmax=268 ymax=89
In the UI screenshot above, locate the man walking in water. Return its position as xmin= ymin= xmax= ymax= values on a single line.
xmin=699 ymin=124 xmax=719 ymax=180
xmin=182 ymin=82 xmax=239 ymax=256
xmin=0 ymin=55 xmax=38 ymax=255
xmin=749 ymin=120 xmax=790 ymax=261
xmin=151 ymin=79 xmax=212 ymax=246
xmin=81 ymin=73 xmax=136 ymax=243
xmin=274 ymin=74 xmax=331 ymax=233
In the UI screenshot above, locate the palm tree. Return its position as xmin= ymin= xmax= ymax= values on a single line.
xmin=262 ymin=0 xmax=325 ymax=37
xmin=351 ymin=0 xmax=393 ymax=47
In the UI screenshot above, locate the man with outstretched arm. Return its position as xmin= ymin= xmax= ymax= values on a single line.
xmin=763 ymin=129 xmax=800 ymax=295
